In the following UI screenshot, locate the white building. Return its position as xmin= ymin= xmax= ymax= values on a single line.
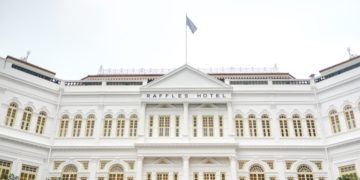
xmin=0 ymin=55 xmax=360 ymax=180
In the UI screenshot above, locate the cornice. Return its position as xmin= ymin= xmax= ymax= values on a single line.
xmin=0 ymin=72 xmax=60 ymax=94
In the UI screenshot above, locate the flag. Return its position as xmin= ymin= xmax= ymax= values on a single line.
xmin=186 ymin=16 xmax=197 ymax=33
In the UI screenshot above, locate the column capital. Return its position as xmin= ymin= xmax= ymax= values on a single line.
xmin=137 ymin=156 xmax=144 ymax=161
xmin=182 ymin=156 xmax=190 ymax=161
xmin=228 ymin=156 xmax=237 ymax=161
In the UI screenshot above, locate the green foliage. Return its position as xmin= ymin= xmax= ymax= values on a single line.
xmin=0 ymin=174 xmax=18 ymax=180
xmin=337 ymin=175 xmax=358 ymax=180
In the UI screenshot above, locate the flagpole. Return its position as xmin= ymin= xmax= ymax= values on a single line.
xmin=185 ymin=14 xmax=188 ymax=65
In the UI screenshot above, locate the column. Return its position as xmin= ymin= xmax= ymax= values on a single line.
xmin=227 ymin=102 xmax=235 ymax=136
xmin=182 ymin=156 xmax=190 ymax=180
xmin=12 ymin=159 xmax=21 ymax=177
xmin=94 ymin=105 xmax=104 ymax=141
xmin=29 ymin=112 xmax=38 ymax=133
xmin=229 ymin=156 xmax=237 ymax=180
xmin=136 ymin=156 xmax=144 ymax=180
xmin=139 ymin=103 xmax=146 ymax=137
xmin=183 ymin=103 xmax=189 ymax=137
xmin=89 ymin=159 xmax=98 ymax=180
xmin=14 ymin=109 xmax=24 ymax=129
xmin=67 ymin=116 xmax=73 ymax=137
xmin=277 ymin=159 xmax=286 ymax=180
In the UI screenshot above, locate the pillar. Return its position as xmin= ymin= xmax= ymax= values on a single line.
xmin=230 ymin=156 xmax=237 ymax=180
xmin=227 ymin=102 xmax=235 ymax=136
xmin=183 ymin=156 xmax=190 ymax=180
xmin=136 ymin=156 xmax=144 ymax=180
xmin=183 ymin=103 xmax=189 ymax=137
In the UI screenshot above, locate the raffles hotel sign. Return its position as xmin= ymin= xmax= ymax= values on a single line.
xmin=142 ymin=92 xmax=231 ymax=100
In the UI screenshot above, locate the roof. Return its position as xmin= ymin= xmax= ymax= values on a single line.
xmin=6 ymin=56 xmax=56 ymax=75
xmin=82 ymin=72 xmax=295 ymax=80
xmin=319 ymin=55 xmax=360 ymax=73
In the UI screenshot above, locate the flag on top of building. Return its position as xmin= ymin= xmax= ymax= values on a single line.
xmin=186 ymin=16 xmax=197 ymax=34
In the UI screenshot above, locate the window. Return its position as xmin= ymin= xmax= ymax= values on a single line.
xmin=306 ymin=114 xmax=316 ymax=137
xmin=297 ymin=165 xmax=313 ymax=180
xmin=219 ymin=116 xmax=224 ymax=137
xmin=339 ymin=164 xmax=357 ymax=179
xmin=73 ymin=115 xmax=82 ymax=137
xmin=292 ymin=114 xmax=302 ymax=137
xmin=174 ymin=172 xmax=178 ymax=180
xmin=279 ymin=114 xmax=289 ymax=137
xmin=5 ymin=102 xmax=18 ymax=127
xmin=159 ymin=115 xmax=170 ymax=137
xmin=147 ymin=173 xmax=152 ymax=180
xmin=117 ymin=115 xmax=125 ymax=137
xmin=109 ymin=165 xmax=124 ymax=180
xmin=193 ymin=172 xmax=199 ymax=180
xmin=250 ymin=164 xmax=265 ymax=180
xmin=149 ymin=115 xmax=154 ymax=137
xmin=203 ymin=115 xmax=214 ymax=137
xmin=157 ymin=173 xmax=169 ymax=180
xmin=344 ymin=105 xmax=356 ymax=129
xmin=221 ymin=172 xmax=226 ymax=180
xmin=35 ymin=111 xmax=47 ymax=134
xmin=193 ymin=116 xmax=197 ymax=137
xmin=59 ymin=115 xmax=69 ymax=137
xmin=175 ymin=116 xmax=180 ymax=137
xmin=127 ymin=177 xmax=133 ymax=180
xmin=204 ymin=173 xmax=215 ymax=180
xmin=248 ymin=114 xmax=257 ymax=137
xmin=21 ymin=107 xmax=33 ymax=130
xmin=85 ymin=114 xmax=95 ymax=137
xmin=62 ymin=165 xmax=77 ymax=180
xmin=261 ymin=114 xmax=271 ymax=137
xmin=103 ymin=114 xmax=112 ymax=137
xmin=20 ymin=164 xmax=37 ymax=180
xmin=0 ymin=160 xmax=12 ymax=178
xmin=235 ymin=114 xmax=244 ymax=137
xmin=129 ymin=114 xmax=138 ymax=137
xmin=329 ymin=110 xmax=341 ymax=133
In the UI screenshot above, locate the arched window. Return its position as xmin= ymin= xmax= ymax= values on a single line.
xmin=36 ymin=111 xmax=47 ymax=134
xmin=85 ymin=114 xmax=95 ymax=137
xmin=104 ymin=114 xmax=113 ymax=137
xmin=261 ymin=114 xmax=271 ymax=137
xmin=59 ymin=115 xmax=69 ymax=137
xmin=109 ymin=164 xmax=124 ymax=180
xmin=329 ymin=110 xmax=341 ymax=133
xmin=344 ymin=105 xmax=356 ymax=129
xmin=62 ymin=164 xmax=77 ymax=180
xmin=5 ymin=102 xmax=18 ymax=127
xmin=297 ymin=165 xmax=313 ymax=180
xmin=292 ymin=114 xmax=302 ymax=137
xmin=21 ymin=107 xmax=33 ymax=131
xmin=306 ymin=114 xmax=316 ymax=137
xmin=235 ymin=114 xmax=244 ymax=137
xmin=249 ymin=164 xmax=265 ymax=180
xmin=248 ymin=114 xmax=257 ymax=137
xmin=73 ymin=115 xmax=82 ymax=137
xmin=117 ymin=114 xmax=125 ymax=137
xmin=129 ymin=114 xmax=138 ymax=137
xmin=279 ymin=114 xmax=289 ymax=137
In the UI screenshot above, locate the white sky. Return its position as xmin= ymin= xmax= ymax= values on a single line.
xmin=0 ymin=0 xmax=359 ymax=80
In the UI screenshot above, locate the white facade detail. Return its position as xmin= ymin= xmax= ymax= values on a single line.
xmin=1 ymin=55 xmax=360 ymax=180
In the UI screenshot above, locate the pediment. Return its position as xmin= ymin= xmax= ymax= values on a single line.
xmin=142 ymin=65 xmax=231 ymax=90
xmin=199 ymin=158 xmax=221 ymax=165
xmin=152 ymin=158 xmax=174 ymax=164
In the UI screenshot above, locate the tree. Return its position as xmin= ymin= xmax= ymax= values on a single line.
xmin=337 ymin=175 xmax=358 ymax=180
xmin=0 ymin=174 xmax=19 ymax=180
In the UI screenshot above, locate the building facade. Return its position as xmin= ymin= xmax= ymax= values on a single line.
xmin=0 ymin=55 xmax=360 ymax=180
